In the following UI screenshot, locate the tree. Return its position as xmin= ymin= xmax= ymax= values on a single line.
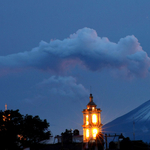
xmin=61 ymin=129 xmax=72 ymax=144
xmin=0 ymin=109 xmax=23 ymax=150
xmin=20 ymin=115 xmax=50 ymax=148
xmin=0 ymin=109 xmax=51 ymax=150
xmin=73 ymin=129 xmax=79 ymax=135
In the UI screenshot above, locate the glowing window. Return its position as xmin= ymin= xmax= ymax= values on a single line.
xmin=93 ymin=128 xmax=97 ymax=139
xmin=92 ymin=107 xmax=94 ymax=110
xmin=86 ymin=115 xmax=89 ymax=125
xmin=86 ymin=129 xmax=89 ymax=138
xmin=92 ymin=114 xmax=97 ymax=123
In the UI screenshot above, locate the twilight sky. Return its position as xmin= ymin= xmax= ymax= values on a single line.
xmin=1 ymin=0 xmax=150 ymax=137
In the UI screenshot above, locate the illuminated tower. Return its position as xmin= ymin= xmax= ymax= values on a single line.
xmin=5 ymin=103 xmax=7 ymax=111
xmin=82 ymin=94 xmax=102 ymax=142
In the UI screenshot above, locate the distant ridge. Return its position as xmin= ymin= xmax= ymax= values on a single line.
xmin=103 ymin=100 xmax=150 ymax=142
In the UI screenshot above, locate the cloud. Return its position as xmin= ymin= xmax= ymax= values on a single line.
xmin=23 ymin=76 xmax=89 ymax=104
xmin=0 ymin=27 xmax=150 ymax=77
xmin=38 ymin=76 xmax=89 ymax=98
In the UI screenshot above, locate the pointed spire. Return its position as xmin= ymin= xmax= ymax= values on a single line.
xmin=89 ymin=93 xmax=93 ymax=102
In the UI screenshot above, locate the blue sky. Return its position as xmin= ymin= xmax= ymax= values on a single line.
xmin=0 ymin=0 xmax=150 ymax=136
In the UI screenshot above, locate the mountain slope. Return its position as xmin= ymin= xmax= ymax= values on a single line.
xmin=103 ymin=100 xmax=150 ymax=142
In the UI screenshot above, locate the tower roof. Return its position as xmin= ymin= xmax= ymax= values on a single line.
xmin=87 ymin=94 xmax=97 ymax=106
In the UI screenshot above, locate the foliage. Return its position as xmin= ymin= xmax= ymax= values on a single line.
xmin=21 ymin=115 xmax=50 ymax=147
xmin=73 ymin=129 xmax=79 ymax=135
xmin=61 ymin=129 xmax=73 ymax=144
xmin=0 ymin=109 xmax=50 ymax=150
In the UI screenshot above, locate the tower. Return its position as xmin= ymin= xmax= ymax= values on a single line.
xmin=5 ymin=103 xmax=7 ymax=111
xmin=82 ymin=94 xmax=102 ymax=142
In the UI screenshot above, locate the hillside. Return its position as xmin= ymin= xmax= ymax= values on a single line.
xmin=103 ymin=100 xmax=150 ymax=142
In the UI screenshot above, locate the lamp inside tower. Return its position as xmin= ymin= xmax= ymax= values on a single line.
xmin=92 ymin=114 xmax=97 ymax=123
xmin=86 ymin=115 xmax=89 ymax=125
xmin=93 ymin=128 xmax=98 ymax=139
xmin=86 ymin=129 xmax=89 ymax=138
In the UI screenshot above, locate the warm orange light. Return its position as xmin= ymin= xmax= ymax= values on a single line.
xmin=86 ymin=115 xmax=89 ymax=125
xmin=92 ymin=114 xmax=97 ymax=123
xmin=86 ymin=129 xmax=89 ymax=138
xmin=3 ymin=113 xmax=11 ymax=121
xmin=93 ymin=128 xmax=97 ymax=139
xmin=5 ymin=104 xmax=7 ymax=111
xmin=3 ymin=115 xmax=6 ymax=121
xmin=18 ymin=134 xmax=26 ymax=140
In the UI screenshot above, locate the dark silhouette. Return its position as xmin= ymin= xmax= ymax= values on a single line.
xmin=96 ymin=132 xmax=104 ymax=150
xmin=108 ymin=136 xmax=149 ymax=150
xmin=73 ymin=129 xmax=79 ymax=135
xmin=109 ymin=141 xmax=116 ymax=149
xmin=61 ymin=129 xmax=73 ymax=144
xmin=0 ymin=109 xmax=50 ymax=150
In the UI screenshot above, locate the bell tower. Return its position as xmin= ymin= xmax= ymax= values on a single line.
xmin=82 ymin=94 xmax=102 ymax=142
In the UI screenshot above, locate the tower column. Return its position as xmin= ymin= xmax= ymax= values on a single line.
xmin=82 ymin=94 xmax=102 ymax=143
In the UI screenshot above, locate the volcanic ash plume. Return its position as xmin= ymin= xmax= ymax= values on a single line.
xmin=0 ymin=27 xmax=150 ymax=78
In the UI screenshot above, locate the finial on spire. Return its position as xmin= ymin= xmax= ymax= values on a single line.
xmin=5 ymin=104 xmax=7 ymax=111
xmin=89 ymin=93 xmax=93 ymax=102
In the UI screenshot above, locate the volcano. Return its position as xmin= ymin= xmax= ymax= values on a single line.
xmin=103 ymin=100 xmax=150 ymax=142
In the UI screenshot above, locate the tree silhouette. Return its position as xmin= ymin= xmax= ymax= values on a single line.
xmin=0 ymin=109 xmax=23 ymax=149
xmin=0 ymin=109 xmax=50 ymax=150
xmin=21 ymin=114 xmax=50 ymax=148
xmin=73 ymin=129 xmax=79 ymax=135
xmin=61 ymin=129 xmax=72 ymax=144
